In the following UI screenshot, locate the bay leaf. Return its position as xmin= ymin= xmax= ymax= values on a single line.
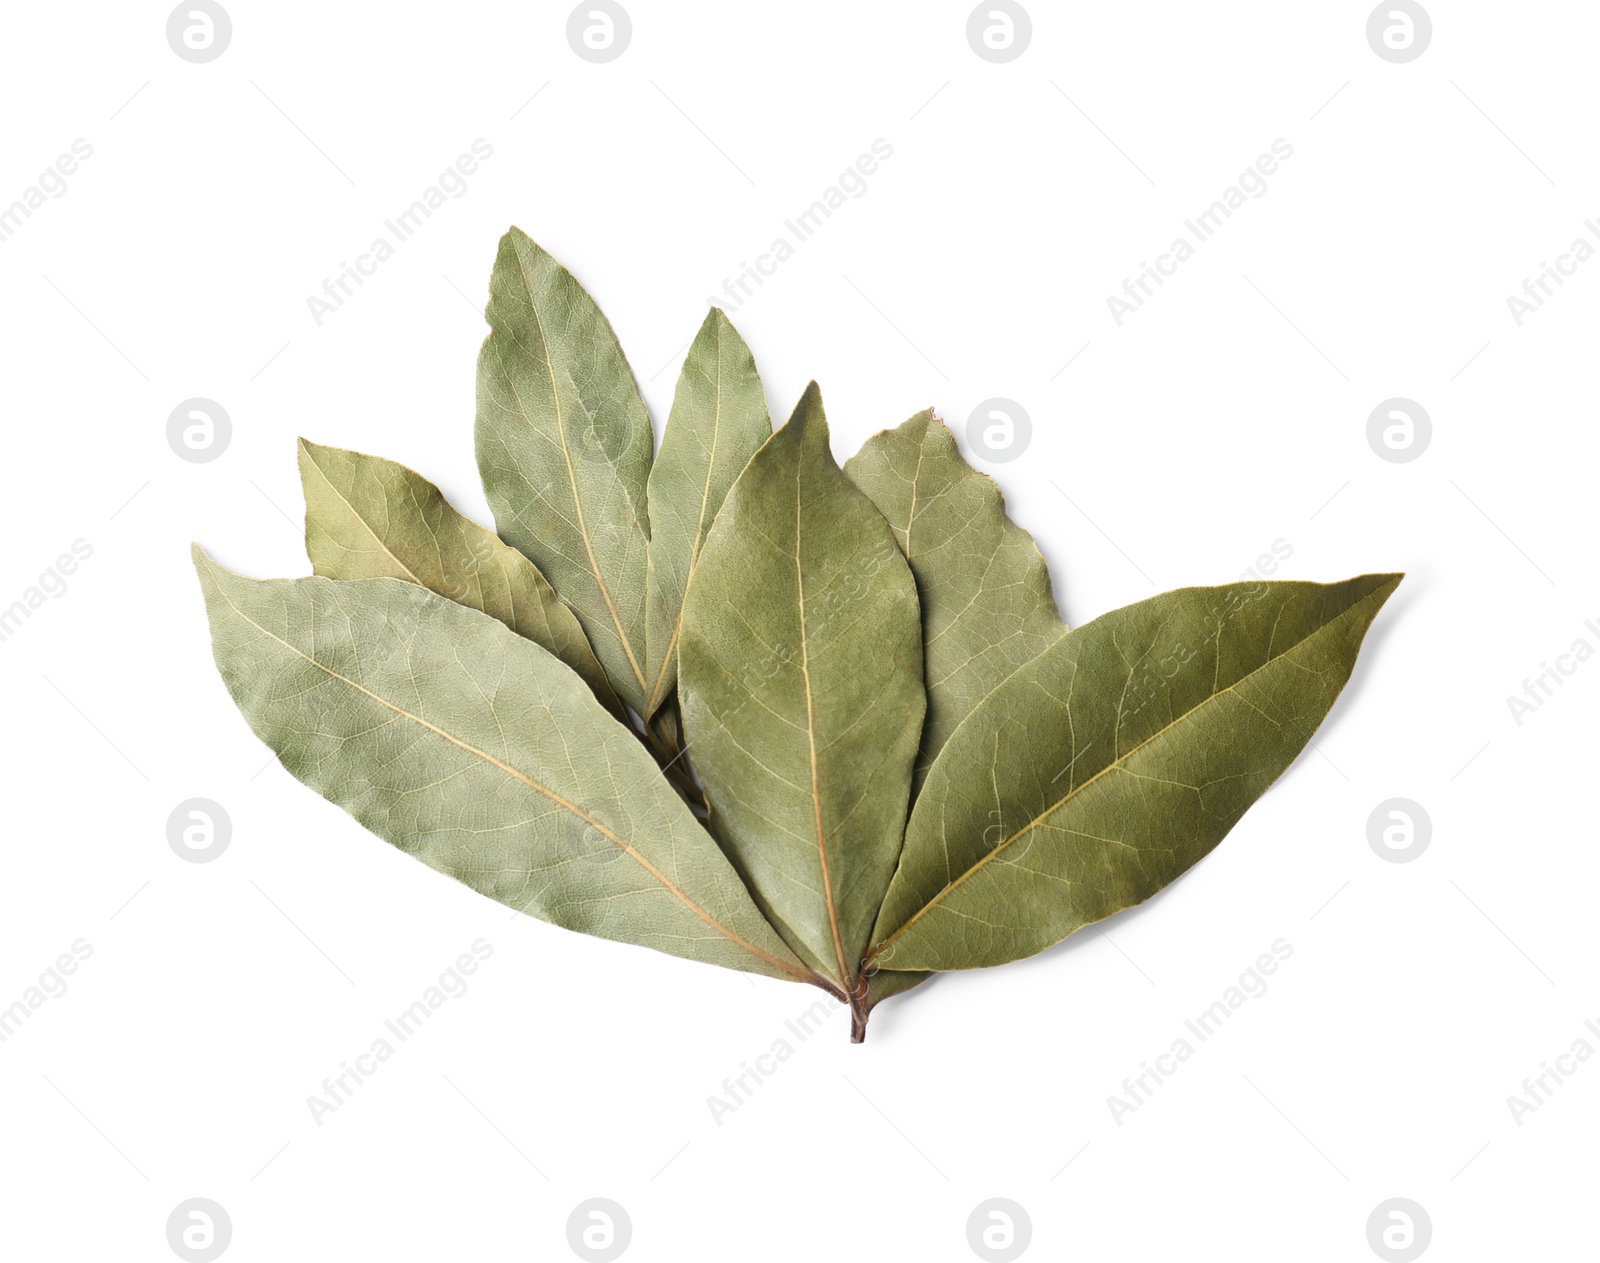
xmin=193 ymin=546 xmax=813 ymax=984
xmin=475 ymin=228 xmax=653 ymax=713
xmin=845 ymin=410 xmax=1066 ymax=784
xmin=642 ymin=308 xmax=772 ymax=718
xmin=298 ymin=438 xmax=621 ymax=717
xmin=869 ymin=574 xmax=1401 ymax=972
xmin=864 ymin=968 xmax=931 ymax=1026
xmin=678 ymin=383 xmax=926 ymax=993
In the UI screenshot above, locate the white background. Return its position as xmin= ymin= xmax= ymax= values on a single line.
xmin=1 ymin=2 xmax=1594 ymax=1259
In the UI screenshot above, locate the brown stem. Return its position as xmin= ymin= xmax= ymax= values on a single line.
xmin=848 ymin=969 xmax=870 ymax=1044
xmin=628 ymin=714 xmax=707 ymax=814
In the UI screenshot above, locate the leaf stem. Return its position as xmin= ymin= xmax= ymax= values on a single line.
xmin=848 ymin=969 xmax=870 ymax=1044
xmin=633 ymin=705 xmax=707 ymax=814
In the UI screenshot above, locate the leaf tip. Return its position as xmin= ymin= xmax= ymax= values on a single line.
xmin=190 ymin=542 xmax=224 ymax=591
xmin=493 ymin=225 xmax=543 ymax=277
xmin=787 ymin=381 xmax=828 ymax=442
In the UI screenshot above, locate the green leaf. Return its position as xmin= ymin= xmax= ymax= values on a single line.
xmin=678 ymin=383 xmax=926 ymax=991
xmin=866 ymin=967 xmax=931 ymax=1010
xmin=193 ymin=546 xmax=812 ymax=984
xmin=475 ymin=228 xmax=653 ymax=713
xmin=869 ymin=574 xmax=1401 ymax=972
xmin=845 ymin=411 xmax=1066 ymax=784
xmin=297 ymin=439 xmax=622 ymax=718
xmin=642 ymin=309 xmax=772 ymax=717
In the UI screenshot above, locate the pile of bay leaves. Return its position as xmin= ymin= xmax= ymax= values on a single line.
xmin=195 ymin=229 xmax=1399 ymax=1042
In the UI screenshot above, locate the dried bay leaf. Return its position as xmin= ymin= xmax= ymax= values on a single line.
xmin=845 ymin=410 xmax=1066 ymax=784
xmin=642 ymin=308 xmax=772 ymax=718
xmin=193 ymin=228 xmax=1406 ymax=1042
xmin=678 ymin=384 xmax=925 ymax=1010
xmin=193 ymin=546 xmax=813 ymax=984
xmin=298 ymin=438 xmax=621 ymax=717
xmin=864 ymin=968 xmax=931 ymax=1027
xmin=869 ymin=574 xmax=1402 ymax=972
xmin=476 ymin=228 xmax=654 ymax=713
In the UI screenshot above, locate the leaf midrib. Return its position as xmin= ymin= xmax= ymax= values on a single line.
xmin=902 ymin=420 xmax=929 ymax=559
xmin=793 ymin=452 xmax=851 ymax=989
xmin=869 ymin=585 xmax=1385 ymax=959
